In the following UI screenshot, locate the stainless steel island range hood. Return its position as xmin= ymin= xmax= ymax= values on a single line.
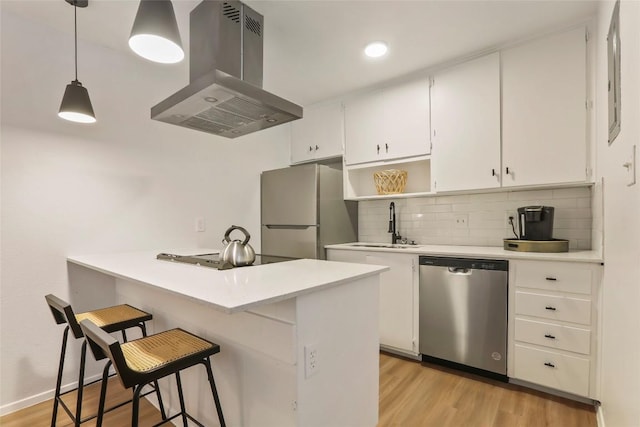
xmin=151 ymin=0 xmax=303 ymax=138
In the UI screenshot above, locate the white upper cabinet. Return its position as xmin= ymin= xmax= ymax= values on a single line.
xmin=502 ymin=26 xmax=588 ymax=187
xmin=290 ymin=101 xmax=344 ymax=164
xmin=431 ymin=53 xmax=501 ymax=192
xmin=344 ymin=77 xmax=431 ymax=165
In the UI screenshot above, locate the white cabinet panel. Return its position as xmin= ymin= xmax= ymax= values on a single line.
xmin=327 ymin=249 xmax=418 ymax=356
xmin=291 ymin=101 xmax=344 ymax=164
xmin=514 ymin=260 xmax=593 ymax=295
xmin=515 ymin=291 xmax=591 ymax=325
xmin=431 ymin=53 xmax=501 ymax=192
xmin=515 ymin=318 xmax=591 ymax=355
xmin=502 ymin=27 xmax=587 ymax=187
xmin=344 ymin=77 xmax=430 ymax=165
xmin=366 ymin=253 xmax=415 ymax=353
xmin=514 ymin=344 xmax=590 ymax=397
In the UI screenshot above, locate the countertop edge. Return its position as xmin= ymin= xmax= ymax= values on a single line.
xmin=225 ymin=265 xmax=389 ymax=313
xmin=325 ymin=243 xmax=604 ymax=263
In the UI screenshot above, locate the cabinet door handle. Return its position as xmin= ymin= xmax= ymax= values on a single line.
xmin=377 ymin=144 xmax=380 ymax=154
xmin=385 ymin=143 xmax=389 ymax=153
xmin=545 ymin=277 xmax=557 ymax=281
xmin=545 ymin=306 xmax=557 ymax=311
xmin=506 ymin=167 xmax=511 ymax=175
xmin=309 ymin=146 xmax=313 ymax=152
xmin=544 ymin=362 xmax=556 ymax=368
xmin=315 ymin=145 xmax=319 ymax=151
xmin=544 ymin=334 xmax=556 ymax=339
xmin=492 ymin=168 xmax=496 ymax=176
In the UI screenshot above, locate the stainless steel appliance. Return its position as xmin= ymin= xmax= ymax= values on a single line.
xmin=419 ymin=256 xmax=508 ymax=380
xmin=151 ymin=0 xmax=303 ymax=138
xmin=261 ymin=163 xmax=357 ymax=259
xmin=157 ymin=252 xmax=294 ymax=270
xmin=518 ymin=205 xmax=555 ymax=240
xmin=220 ymin=225 xmax=256 ymax=266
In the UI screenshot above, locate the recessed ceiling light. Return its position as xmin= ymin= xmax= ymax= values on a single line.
xmin=364 ymin=41 xmax=388 ymax=58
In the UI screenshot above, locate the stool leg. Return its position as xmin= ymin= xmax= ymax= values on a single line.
xmin=51 ymin=326 xmax=70 ymax=427
xmin=204 ymin=357 xmax=226 ymax=427
xmin=131 ymin=383 xmax=145 ymax=427
xmin=175 ymin=372 xmax=189 ymax=427
xmin=153 ymin=379 xmax=167 ymax=420
xmin=95 ymin=361 xmax=111 ymax=427
xmin=73 ymin=340 xmax=88 ymax=426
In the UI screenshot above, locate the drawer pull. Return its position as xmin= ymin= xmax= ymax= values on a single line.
xmin=545 ymin=277 xmax=557 ymax=281
xmin=544 ymin=362 xmax=556 ymax=368
xmin=544 ymin=334 xmax=556 ymax=339
xmin=545 ymin=306 xmax=557 ymax=311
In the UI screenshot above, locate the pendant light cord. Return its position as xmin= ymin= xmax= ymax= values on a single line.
xmin=74 ymin=3 xmax=78 ymax=81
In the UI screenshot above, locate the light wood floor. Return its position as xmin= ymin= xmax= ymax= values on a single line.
xmin=379 ymin=353 xmax=597 ymax=427
xmin=1 ymin=353 xmax=597 ymax=426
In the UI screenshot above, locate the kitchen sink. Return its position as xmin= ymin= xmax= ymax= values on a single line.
xmin=348 ymin=243 xmax=420 ymax=249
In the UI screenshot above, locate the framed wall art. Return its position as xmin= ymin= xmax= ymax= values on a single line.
xmin=607 ymin=0 xmax=621 ymax=144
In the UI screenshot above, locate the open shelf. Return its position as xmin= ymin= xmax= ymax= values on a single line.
xmin=343 ymin=157 xmax=432 ymax=200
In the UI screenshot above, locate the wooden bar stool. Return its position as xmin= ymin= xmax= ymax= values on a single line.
xmin=79 ymin=319 xmax=226 ymax=427
xmin=45 ymin=294 xmax=165 ymax=426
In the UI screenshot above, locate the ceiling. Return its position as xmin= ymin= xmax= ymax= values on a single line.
xmin=2 ymin=0 xmax=598 ymax=106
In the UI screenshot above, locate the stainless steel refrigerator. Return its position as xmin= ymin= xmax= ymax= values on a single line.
xmin=261 ymin=163 xmax=358 ymax=259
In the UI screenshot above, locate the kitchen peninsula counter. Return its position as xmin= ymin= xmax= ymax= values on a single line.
xmin=68 ymin=250 xmax=387 ymax=313
xmin=67 ymin=250 xmax=387 ymax=427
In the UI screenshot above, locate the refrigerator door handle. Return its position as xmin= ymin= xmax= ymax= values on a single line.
xmin=263 ymin=224 xmax=318 ymax=229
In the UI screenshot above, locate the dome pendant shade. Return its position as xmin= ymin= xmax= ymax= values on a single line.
xmin=58 ymin=80 xmax=96 ymax=123
xmin=129 ymin=0 xmax=184 ymax=64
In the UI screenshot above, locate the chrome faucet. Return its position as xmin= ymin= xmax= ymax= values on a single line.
xmin=388 ymin=202 xmax=401 ymax=244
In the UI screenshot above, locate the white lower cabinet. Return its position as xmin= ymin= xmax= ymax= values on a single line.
xmin=509 ymin=260 xmax=602 ymax=399
xmin=327 ymin=249 xmax=419 ymax=357
xmin=514 ymin=344 xmax=590 ymax=397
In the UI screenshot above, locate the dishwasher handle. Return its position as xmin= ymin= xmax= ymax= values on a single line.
xmin=447 ymin=267 xmax=472 ymax=275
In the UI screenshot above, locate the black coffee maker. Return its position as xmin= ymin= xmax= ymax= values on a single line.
xmin=518 ymin=206 xmax=554 ymax=240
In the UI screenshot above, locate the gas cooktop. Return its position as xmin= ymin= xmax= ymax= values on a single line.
xmin=156 ymin=252 xmax=296 ymax=270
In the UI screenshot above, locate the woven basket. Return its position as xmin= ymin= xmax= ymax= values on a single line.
xmin=373 ymin=169 xmax=408 ymax=195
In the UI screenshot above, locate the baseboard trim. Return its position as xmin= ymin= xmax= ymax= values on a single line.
xmin=0 ymin=373 xmax=102 ymax=417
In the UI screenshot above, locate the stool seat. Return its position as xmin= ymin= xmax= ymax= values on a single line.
xmin=121 ymin=329 xmax=219 ymax=374
xmin=75 ymin=304 xmax=152 ymax=333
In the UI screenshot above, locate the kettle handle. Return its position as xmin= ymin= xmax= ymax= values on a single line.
xmin=224 ymin=225 xmax=251 ymax=245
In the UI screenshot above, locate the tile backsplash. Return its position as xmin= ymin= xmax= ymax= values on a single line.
xmin=358 ymin=187 xmax=592 ymax=250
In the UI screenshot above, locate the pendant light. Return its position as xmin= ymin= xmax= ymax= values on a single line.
xmin=129 ymin=0 xmax=184 ymax=64
xmin=58 ymin=0 xmax=96 ymax=124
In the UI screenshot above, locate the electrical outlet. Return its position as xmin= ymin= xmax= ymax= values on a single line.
xmin=454 ymin=214 xmax=468 ymax=228
xmin=304 ymin=344 xmax=319 ymax=378
xmin=195 ymin=217 xmax=206 ymax=232
xmin=505 ymin=211 xmax=518 ymax=227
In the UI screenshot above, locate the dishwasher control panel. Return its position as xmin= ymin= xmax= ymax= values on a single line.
xmin=419 ymin=256 xmax=508 ymax=271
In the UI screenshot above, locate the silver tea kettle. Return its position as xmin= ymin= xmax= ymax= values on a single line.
xmin=220 ymin=225 xmax=256 ymax=267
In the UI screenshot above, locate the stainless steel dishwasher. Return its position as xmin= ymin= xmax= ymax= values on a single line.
xmin=419 ymin=256 xmax=508 ymax=380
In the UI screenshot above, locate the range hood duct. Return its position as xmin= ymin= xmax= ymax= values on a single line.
xmin=151 ymin=0 xmax=303 ymax=138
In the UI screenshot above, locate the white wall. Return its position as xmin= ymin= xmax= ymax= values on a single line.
xmin=595 ymin=1 xmax=640 ymax=426
xmin=0 ymin=8 xmax=290 ymax=413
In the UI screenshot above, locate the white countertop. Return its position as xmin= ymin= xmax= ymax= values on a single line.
xmin=325 ymin=243 xmax=603 ymax=263
xmin=68 ymin=250 xmax=389 ymax=314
